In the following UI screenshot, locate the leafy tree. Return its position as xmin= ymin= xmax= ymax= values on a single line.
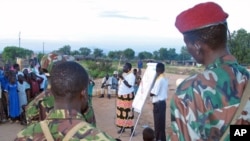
xmin=178 ymin=46 xmax=191 ymax=61
xmin=153 ymin=51 xmax=160 ymax=60
xmin=2 ymin=46 xmax=33 ymax=63
xmin=71 ymin=50 xmax=80 ymax=55
xmin=108 ymin=50 xmax=123 ymax=59
xmin=58 ymin=45 xmax=71 ymax=55
xmin=93 ymin=48 xmax=104 ymax=58
xmin=79 ymin=47 xmax=91 ymax=56
xmin=167 ymin=48 xmax=178 ymax=61
xmin=85 ymin=60 xmax=114 ymax=78
xmin=228 ymin=29 xmax=250 ymax=64
xmin=138 ymin=51 xmax=153 ymax=59
xmin=158 ymin=48 xmax=168 ymax=60
xmin=123 ymin=48 xmax=135 ymax=60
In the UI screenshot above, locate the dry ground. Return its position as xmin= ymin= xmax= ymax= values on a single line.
xmin=0 ymin=72 xmax=189 ymax=141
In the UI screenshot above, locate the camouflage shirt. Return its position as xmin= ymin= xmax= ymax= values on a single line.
xmin=15 ymin=109 xmax=116 ymax=141
xmin=25 ymin=89 xmax=96 ymax=127
xmin=168 ymin=55 xmax=250 ymax=141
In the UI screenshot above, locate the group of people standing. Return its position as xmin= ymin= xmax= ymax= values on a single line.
xmin=0 ymin=58 xmax=48 ymax=125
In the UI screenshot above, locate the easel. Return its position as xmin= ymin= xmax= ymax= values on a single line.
xmin=117 ymin=63 xmax=157 ymax=141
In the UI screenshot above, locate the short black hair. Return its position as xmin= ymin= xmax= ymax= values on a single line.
xmin=156 ymin=62 xmax=165 ymax=73
xmin=184 ymin=23 xmax=228 ymax=50
xmin=13 ymin=63 xmax=19 ymax=69
xmin=125 ymin=62 xmax=132 ymax=69
xmin=50 ymin=61 xmax=89 ymax=99
xmin=143 ymin=127 xmax=155 ymax=141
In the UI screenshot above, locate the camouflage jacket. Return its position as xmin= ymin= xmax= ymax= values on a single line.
xmin=168 ymin=55 xmax=250 ymax=141
xmin=25 ymin=89 xmax=96 ymax=126
xmin=15 ymin=109 xmax=116 ymax=141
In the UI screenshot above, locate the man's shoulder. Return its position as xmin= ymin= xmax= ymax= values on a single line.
xmin=15 ymin=122 xmax=42 ymax=140
xmin=15 ymin=119 xmax=116 ymax=141
xmin=27 ymin=90 xmax=53 ymax=106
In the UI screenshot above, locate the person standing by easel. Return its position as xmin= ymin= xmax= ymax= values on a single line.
xmin=150 ymin=62 xmax=168 ymax=141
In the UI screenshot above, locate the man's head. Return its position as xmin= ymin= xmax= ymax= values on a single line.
xmin=50 ymin=61 xmax=89 ymax=111
xmin=13 ymin=63 xmax=20 ymax=71
xmin=105 ymin=74 xmax=109 ymax=79
xmin=113 ymin=71 xmax=118 ymax=76
xmin=156 ymin=62 xmax=165 ymax=74
xmin=123 ymin=62 xmax=132 ymax=73
xmin=29 ymin=59 xmax=35 ymax=68
xmin=133 ymin=68 xmax=138 ymax=75
xmin=175 ymin=2 xmax=229 ymax=64
xmin=143 ymin=127 xmax=155 ymax=141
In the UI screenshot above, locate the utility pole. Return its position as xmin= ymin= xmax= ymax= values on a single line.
xmin=19 ymin=31 xmax=21 ymax=48
xmin=43 ymin=42 xmax=45 ymax=54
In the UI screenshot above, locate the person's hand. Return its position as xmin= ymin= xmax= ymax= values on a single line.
xmin=118 ymin=73 xmax=123 ymax=80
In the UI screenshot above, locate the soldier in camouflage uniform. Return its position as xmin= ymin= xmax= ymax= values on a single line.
xmin=25 ymin=53 xmax=96 ymax=126
xmin=15 ymin=61 xmax=119 ymax=141
xmin=25 ymin=89 xmax=96 ymax=126
xmin=168 ymin=2 xmax=250 ymax=141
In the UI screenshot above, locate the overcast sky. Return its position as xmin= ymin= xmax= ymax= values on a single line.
xmin=1 ymin=0 xmax=250 ymax=53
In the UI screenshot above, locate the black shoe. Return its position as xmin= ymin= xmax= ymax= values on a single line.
xmin=108 ymin=94 xmax=111 ymax=99
xmin=130 ymin=127 xmax=135 ymax=136
xmin=117 ymin=128 xmax=125 ymax=134
xmin=99 ymin=94 xmax=104 ymax=98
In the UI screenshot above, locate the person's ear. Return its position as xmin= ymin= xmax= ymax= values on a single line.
xmin=194 ymin=44 xmax=201 ymax=55
xmin=80 ymin=88 xmax=88 ymax=100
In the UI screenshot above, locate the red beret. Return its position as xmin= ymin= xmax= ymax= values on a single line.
xmin=175 ymin=2 xmax=228 ymax=33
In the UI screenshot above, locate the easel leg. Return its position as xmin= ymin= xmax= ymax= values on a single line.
xmin=129 ymin=112 xmax=141 ymax=141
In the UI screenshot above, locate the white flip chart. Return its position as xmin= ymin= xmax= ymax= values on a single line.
xmin=132 ymin=63 xmax=157 ymax=113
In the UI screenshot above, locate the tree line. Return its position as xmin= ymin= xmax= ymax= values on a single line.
xmin=1 ymin=28 xmax=250 ymax=65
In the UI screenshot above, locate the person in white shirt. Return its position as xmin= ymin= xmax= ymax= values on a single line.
xmin=150 ymin=62 xmax=168 ymax=141
xmin=99 ymin=74 xmax=112 ymax=99
xmin=38 ymin=67 xmax=48 ymax=92
xmin=116 ymin=62 xmax=136 ymax=136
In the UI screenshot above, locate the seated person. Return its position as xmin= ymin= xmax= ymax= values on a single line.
xmin=99 ymin=74 xmax=112 ymax=99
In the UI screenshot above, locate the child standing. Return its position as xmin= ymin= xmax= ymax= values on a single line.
xmin=17 ymin=74 xmax=29 ymax=124
xmin=4 ymin=71 xmax=20 ymax=123
xmin=87 ymin=79 xmax=95 ymax=105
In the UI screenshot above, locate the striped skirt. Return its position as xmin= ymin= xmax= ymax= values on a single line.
xmin=116 ymin=92 xmax=134 ymax=128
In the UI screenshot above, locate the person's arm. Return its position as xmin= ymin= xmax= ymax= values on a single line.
xmin=150 ymin=77 xmax=161 ymax=97
xmin=35 ymin=74 xmax=44 ymax=84
xmin=4 ymin=84 xmax=9 ymax=105
xmin=4 ymin=91 xmax=8 ymax=105
xmin=118 ymin=73 xmax=133 ymax=88
xmin=150 ymin=92 xmax=155 ymax=97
